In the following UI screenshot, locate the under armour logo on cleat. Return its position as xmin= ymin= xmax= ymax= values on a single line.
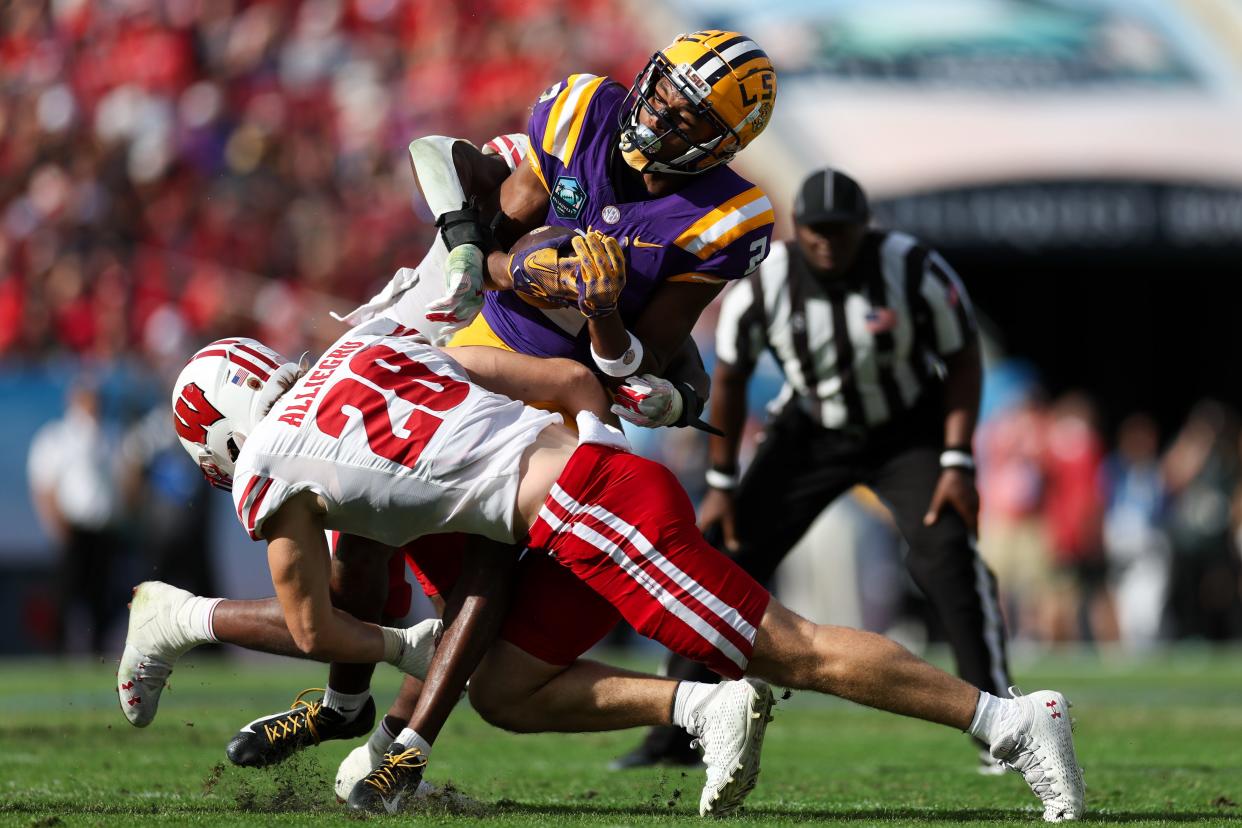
xmin=1051 ymin=712 xmax=1062 ymax=719
xmin=127 ymin=697 xmax=141 ymax=706
xmin=120 ymin=681 xmax=134 ymax=690
xmin=1046 ymin=701 xmax=1057 ymax=707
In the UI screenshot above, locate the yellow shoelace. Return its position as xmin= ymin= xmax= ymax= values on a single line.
xmin=364 ymin=747 xmax=427 ymax=793
xmin=262 ymin=687 xmax=324 ymax=745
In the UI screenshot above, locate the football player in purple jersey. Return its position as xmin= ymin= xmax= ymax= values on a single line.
xmin=317 ymin=31 xmax=784 ymax=784
xmin=412 ymin=28 xmax=779 ymax=430
xmin=325 ymin=31 xmax=783 ymax=781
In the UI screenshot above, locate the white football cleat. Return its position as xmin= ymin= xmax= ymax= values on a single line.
xmin=334 ymin=741 xmax=466 ymax=808
xmin=976 ymin=744 xmax=1007 ymax=776
xmin=991 ymin=688 xmax=1084 ymax=822
xmin=688 ymin=678 xmax=776 ymax=817
xmin=117 ymin=581 xmax=201 ymax=727
xmin=336 ymin=741 xmax=386 ymax=802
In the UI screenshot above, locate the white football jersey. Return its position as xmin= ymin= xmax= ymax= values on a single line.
xmin=231 ymin=318 xmax=561 ymax=546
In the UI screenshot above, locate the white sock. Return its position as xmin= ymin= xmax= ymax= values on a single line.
xmin=175 ymin=596 xmax=222 ymax=646
xmin=367 ymin=718 xmax=399 ymax=761
xmin=371 ymin=718 xmax=399 ymax=749
xmin=395 ymin=727 xmax=433 ymax=759
xmin=968 ymin=691 xmax=1018 ymax=745
xmin=322 ymin=687 xmax=370 ymax=722
xmin=670 ymin=681 xmax=716 ymax=734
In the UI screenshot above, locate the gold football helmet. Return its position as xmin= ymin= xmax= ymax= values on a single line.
xmin=619 ymin=30 xmax=777 ymax=175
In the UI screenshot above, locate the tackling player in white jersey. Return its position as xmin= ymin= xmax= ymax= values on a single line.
xmin=122 ymin=316 xmax=1086 ymax=821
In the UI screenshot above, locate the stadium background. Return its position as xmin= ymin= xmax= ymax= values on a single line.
xmin=3 ymin=0 xmax=1242 ymax=663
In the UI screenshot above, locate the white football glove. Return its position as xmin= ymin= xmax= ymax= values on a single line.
xmin=611 ymin=374 xmax=684 ymax=429
xmin=380 ymin=617 xmax=443 ymax=679
xmin=424 ymin=243 xmax=484 ymax=343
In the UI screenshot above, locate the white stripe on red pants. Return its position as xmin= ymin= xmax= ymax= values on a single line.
xmin=527 ymin=444 xmax=769 ymax=679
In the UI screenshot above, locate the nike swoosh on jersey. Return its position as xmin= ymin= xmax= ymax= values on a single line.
xmin=631 ymin=237 xmax=663 ymax=249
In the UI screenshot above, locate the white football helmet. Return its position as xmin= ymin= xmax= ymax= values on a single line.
xmin=170 ymin=337 xmax=300 ymax=490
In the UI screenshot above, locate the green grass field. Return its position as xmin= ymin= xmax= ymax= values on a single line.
xmin=1 ymin=649 xmax=1240 ymax=826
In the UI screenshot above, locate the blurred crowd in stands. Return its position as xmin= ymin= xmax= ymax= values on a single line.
xmin=0 ymin=0 xmax=643 ymax=367
xmin=976 ymin=377 xmax=1242 ymax=649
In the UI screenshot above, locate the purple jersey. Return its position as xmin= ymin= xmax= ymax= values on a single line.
xmin=480 ymin=73 xmax=774 ymax=361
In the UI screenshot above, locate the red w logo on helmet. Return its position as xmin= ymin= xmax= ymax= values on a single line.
xmin=173 ymin=383 xmax=225 ymax=444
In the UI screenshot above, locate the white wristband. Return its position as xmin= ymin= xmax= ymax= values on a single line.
xmin=940 ymin=449 xmax=975 ymax=472
xmin=591 ymin=332 xmax=644 ymax=378
xmin=705 ymin=468 xmax=739 ymax=490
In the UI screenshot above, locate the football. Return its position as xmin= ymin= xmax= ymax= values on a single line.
xmin=509 ymin=225 xmax=579 ymax=309
xmin=511 ymin=224 xmax=577 ymax=255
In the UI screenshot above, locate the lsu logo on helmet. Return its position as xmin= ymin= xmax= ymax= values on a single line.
xmin=619 ymin=30 xmax=777 ymax=175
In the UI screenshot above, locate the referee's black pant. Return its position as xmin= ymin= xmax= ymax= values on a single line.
xmin=639 ymin=396 xmax=1010 ymax=756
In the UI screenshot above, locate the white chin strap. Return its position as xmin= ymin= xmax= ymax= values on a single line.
xmin=653 ymin=145 xmax=723 ymax=174
xmin=644 ymin=144 xmax=726 ymax=175
xmin=195 ymin=444 xmax=234 ymax=491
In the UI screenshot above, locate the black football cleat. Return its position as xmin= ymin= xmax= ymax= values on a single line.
xmin=346 ymin=742 xmax=428 ymax=813
xmin=226 ymin=688 xmax=375 ymax=768
xmin=610 ymin=724 xmax=705 ymax=770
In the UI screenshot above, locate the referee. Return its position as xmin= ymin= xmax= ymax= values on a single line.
xmin=615 ymin=168 xmax=1011 ymax=770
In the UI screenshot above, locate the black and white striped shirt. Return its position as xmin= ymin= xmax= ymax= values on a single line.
xmin=715 ymin=232 xmax=976 ymax=429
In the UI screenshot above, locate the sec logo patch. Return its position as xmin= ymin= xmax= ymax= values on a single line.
xmin=601 ymin=205 xmax=621 ymax=224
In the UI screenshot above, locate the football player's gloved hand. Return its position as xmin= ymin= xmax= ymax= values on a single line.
xmin=611 ymin=374 xmax=684 ymax=429
xmin=425 ymin=243 xmax=485 ymax=338
xmin=569 ymin=230 xmax=626 ymax=318
xmin=509 ymin=232 xmax=579 ymax=309
xmin=381 ymin=618 xmax=443 ymax=680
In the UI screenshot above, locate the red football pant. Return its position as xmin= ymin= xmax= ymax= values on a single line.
xmin=527 ymin=443 xmax=770 ymax=679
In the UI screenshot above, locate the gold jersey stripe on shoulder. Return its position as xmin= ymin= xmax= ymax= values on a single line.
xmin=667 ymin=272 xmax=728 ymax=285
xmin=674 ymin=187 xmax=774 ymax=260
xmin=526 ymin=141 xmax=550 ymax=193
xmin=542 ymin=74 xmax=607 ymax=165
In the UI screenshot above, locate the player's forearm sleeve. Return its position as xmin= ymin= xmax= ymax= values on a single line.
xmin=409 ymin=136 xmax=469 ymax=218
